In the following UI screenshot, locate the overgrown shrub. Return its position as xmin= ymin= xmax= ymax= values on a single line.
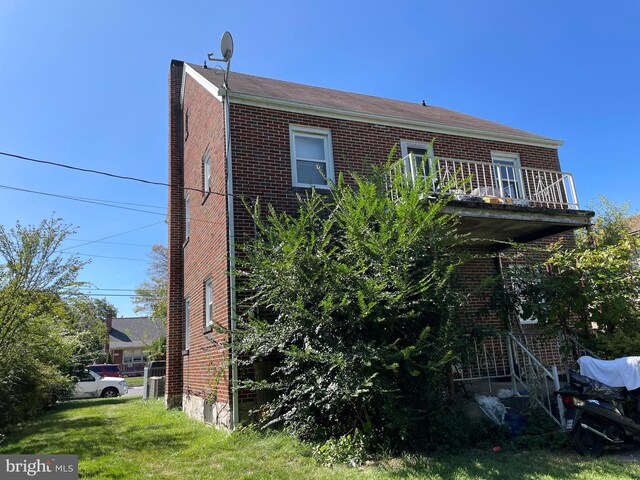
xmin=0 ymin=356 xmax=74 ymax=434
xmin=235 ymin=164 xmax=478 ymax=452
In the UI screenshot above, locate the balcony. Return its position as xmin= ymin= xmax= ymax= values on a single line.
xmin=390 ymin=154 xmax=594 ymax=248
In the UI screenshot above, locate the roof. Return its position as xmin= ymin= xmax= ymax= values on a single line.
xmin=109 ymin=317 xmax=165 ymax=350
xmin=628 ymin=214 xmax=640 ymax=234
xmin=183 ymin=62 xmax=562 ymax=147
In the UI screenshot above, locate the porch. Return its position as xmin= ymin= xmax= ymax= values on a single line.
xmin=389 ymin=154 xmax=593 ymax=247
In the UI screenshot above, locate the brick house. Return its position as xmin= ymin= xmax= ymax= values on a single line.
xmin=106 ymin=316 xmax=165 ymax=376
xmin=167 ymin=60 xmax=593 ymax=428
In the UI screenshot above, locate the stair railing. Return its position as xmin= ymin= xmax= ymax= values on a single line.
xmin=507 ymin=332 xmax=565 ymax=427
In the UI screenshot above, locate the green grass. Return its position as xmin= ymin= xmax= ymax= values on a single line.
xmin=1 ymin=398 xmax=639 ymax=479
xmin=123 ymin=376 xmax=144 ymax=387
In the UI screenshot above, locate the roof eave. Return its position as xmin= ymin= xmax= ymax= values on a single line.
xmin=227 ymin=91 xmax=563 ymax=149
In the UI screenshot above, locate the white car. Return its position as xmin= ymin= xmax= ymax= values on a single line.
xmin=73 ymin=369 xmax=128 ymax=398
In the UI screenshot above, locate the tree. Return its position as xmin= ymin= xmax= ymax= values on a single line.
xmin=0 ymin=217 xmax=87 ymax=432
xmin=63 ymin=296 xmax=118 ymax=368
xmin=502 ymin=196 xmax=640 ymax=359
xmin=0 ymin=217 xmax=86 ymax=357
xmin=235 ymin=165 xmax=475 ymax=451
xmin=132 ymin=243 xmax=167 ymax=319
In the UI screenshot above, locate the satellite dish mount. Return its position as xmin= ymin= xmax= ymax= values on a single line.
xmin=208 ymin=31 xmax=234 ymax=88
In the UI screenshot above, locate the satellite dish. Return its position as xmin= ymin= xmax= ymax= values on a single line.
xmin=221 ymin=31 xmax=234 ymax=62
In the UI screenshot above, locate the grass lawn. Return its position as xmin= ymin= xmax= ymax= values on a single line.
xmin=1 ymin=397 xmax=639 ymax=480
xmin=123 ymin=376 xmax=144 ymax=387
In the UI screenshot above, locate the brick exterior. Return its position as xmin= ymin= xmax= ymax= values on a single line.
xmin=166 ymin=61 xmax=185 ymax=408
xmin=178 ymin=70 xmax=233 ymax=423
xmin=167 ymin=65 xmax=581 ymax=425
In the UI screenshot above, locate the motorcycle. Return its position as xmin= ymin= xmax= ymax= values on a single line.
xmin=557 ymin=370 xmax=640 ymax=456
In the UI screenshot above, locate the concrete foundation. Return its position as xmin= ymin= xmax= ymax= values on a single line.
xmin=182 ymin=393 xmax=231 ymax=429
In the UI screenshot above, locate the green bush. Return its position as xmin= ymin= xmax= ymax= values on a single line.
xmin=236 ymin=164 xmax=478 ymax=452
xmin=313 ymin=432 xmax=368 ymax=467
xmin=0 ymin=356 xmax=74 ymax=434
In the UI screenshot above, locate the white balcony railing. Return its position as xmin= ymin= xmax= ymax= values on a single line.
xmin=390 ymin=154 xmax=580 ymax=210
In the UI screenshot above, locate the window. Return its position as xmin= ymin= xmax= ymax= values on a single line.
xmin=184 ymin=297 xmax=190 ymax=349
xmin=132 ymin=349 xmax=143 ymax=363
xmin=492 ymin=152 xmax=524 ymax=199
xmin=185 ymin=194 xmax=190 ymax=240
xmin=203 ymin=149 xmax=211 ymax=194
xmin=400 ymin=140 xmax=434 ymax=186
xmin=400 ymin=140 xmax=434 ymax=162
xmin=184 ymin=109 xmax=189 ymax=141
xmin=290 ymin=126 xmax=334 ymax=188
xmin=78 ymin=371 xmax=95 ymax=382
xmin=204 ymin=278 xmax=213 ymax=327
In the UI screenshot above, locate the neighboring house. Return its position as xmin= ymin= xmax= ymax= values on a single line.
xmin=628 ymin=214 xmax=640 ymax=236
xmin=106 ymin=316 xmax=165 ymax=376
xmin=167 ymin=60 xmax=594 ymax=428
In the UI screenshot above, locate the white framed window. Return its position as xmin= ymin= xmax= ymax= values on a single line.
xmin=184 ymin=297 xmax=190 ymax=349
xmin=400 ymin=140 xmax=434 ymax=161
xmin=491 ymin=152 xmax=524 ymax=200
xmin=185 ymin=194 xmax=190 ymax=240
xmin=203 ymin=148 xmax=211 ymax=194
xmin=290 ymin=126 xmax=334 ymax=188
xmin=204 ymin=278 xmax=213 ymax=327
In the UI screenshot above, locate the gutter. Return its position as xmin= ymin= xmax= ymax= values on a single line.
xmin=220 ymin=85 xmax=240 ymax=429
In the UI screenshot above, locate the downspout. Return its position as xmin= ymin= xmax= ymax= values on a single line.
xmin=220 ymin=85 xmax=239 ymax=429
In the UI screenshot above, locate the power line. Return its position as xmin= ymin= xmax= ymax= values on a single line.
xmin=60 ymin=221 xmax=165 ymax=253
xmin=68 ymin=239 xmax=154 ymax=248
xmin=63 ymin=252 xmax=148 ymax=262
xmin=0 ymin=183 xmax=166 ymax=216
xmin=0 ymin=179 xmax=228 ymax=228
xmin=0 ymin=150 xmax=225 ymax=197
xmin=79 ymin=287 xmax=139 ymax=292
xmin=79 ymin=293 xmax=161 ymax=298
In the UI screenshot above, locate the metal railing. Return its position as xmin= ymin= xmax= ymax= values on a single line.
xmin=389 ymin=154 xmax=580 ymax=210
xmin=453 ymin=333 xmax=566 ymax=427
xmin=507 ymin=333 xmax=565 ymax=427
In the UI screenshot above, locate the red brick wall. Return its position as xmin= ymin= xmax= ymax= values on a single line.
xmin=225 ymin=103 xmax=573 ymax=379
xmin=166 ymin=61 xmax=185 ymax=406
xmin=228 ymin=103 xmax=561 ymax=235
xmin=177 ymin=70 xmax=232 ymax=406
xmin=170 ymin=78 xmax=575 ymax=410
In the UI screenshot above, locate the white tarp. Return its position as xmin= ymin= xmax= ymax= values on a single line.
xmin=578 ymin=356 xmax=640 ymax=390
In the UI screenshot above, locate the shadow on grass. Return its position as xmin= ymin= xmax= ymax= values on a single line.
xmin=380 ymin=450 xmax=640 ymax=479
xmin=60 ymin=396 xmax=138 ymax=410
xmin=1 ymin=396 xmax=196 ymax=460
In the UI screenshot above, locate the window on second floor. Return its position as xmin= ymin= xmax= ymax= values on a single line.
xmin=204 ymin=278 xmax=213 ymax=328
xmin=184 ymin=109 xmax=189 ymax=141
xmin=492 ymin=152 xmax=524 ymax=200
xmin=184 ymin=297 xmax=190 ymax=349
xmin=290 ymin=126 xmax=334 ymax=188
xmin=185 ymin=194 xmax=190 ymax=241
xmin=203 ymin=148 xmax=211 ymax=195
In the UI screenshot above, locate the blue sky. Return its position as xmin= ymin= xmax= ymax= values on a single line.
xmin=1 ymin=1 xmax=638 ymax=316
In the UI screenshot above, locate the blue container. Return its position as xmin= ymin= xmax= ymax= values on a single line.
xmin=504 ymin=412 xmax=527 ymax=437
